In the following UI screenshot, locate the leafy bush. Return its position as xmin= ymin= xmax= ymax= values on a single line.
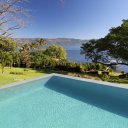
xmin=101 ymin=74 xmax=110 ymax=81
xmin=121 ymin=71 xmax=125 ymax=74
xmin=44 ymin=44 xmax=67 ymax=60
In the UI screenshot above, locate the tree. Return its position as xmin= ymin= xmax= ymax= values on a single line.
xmin=12 ymin=52 xmax=20 ymax=67
xmin=39 ymin=38 xmax=46 ymax=47
xmin=30 ymin=42 xmax=38 ymax=52
xmin=0 ymin=0 xmax=28 ymax=72
xmin=81 ymin=20 xmax=128 ymax=65
xmin=81 ymin=39 xmax=102 ymax=63
xmin=0 ymin=38 xmax=17 ymax=72
xmin=0 ymin=38 xmax=17 ymax=52
xmin=29 ymin=38 xmax=46 ymax=52
xmin=103 ymin=19 xmax=128 ymax=63
xmin=0 ymin=0 xmax=28 ymax=38
xmin=32 ymin=50 xmax=58 ymax=69
xmin=31 ymin=50 xmax=46 ymax=68
xmin=44 ymin=44 xmax=67 ymax=60
xmin=20 ymin=44 xmax=31 ymax=67
xmin=0 ymin=51 xmax=13 ymax=73
xmin=31 ymin=45 xmax=67 ymax=69
xmin=19 ymin=38 xmax=47 ymax=68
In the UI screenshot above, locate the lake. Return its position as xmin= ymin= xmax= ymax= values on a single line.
xmin=65 ymin=45 xmax=128 ymax=73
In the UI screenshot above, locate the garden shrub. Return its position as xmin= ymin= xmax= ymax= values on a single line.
xmin=101 ymin=74 xmax=110 ymax=81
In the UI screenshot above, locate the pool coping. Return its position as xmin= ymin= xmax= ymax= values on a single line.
xmin=0 ymin=73 xmax=128 ymax=90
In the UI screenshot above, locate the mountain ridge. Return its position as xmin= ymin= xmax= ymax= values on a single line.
xmin=14 ymin=38 xmax=88 ymax=47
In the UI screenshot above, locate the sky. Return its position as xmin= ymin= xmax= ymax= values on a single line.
xmin=14 ymin=0 xmax=128 ymax=39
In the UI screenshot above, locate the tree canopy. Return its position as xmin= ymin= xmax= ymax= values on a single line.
xmin=0 ymin=0 xmax=28 ymax=38
xmin=81 ymin=20 xmax=128 ymax=64
xmin=44 ymin=44 xmax=67 ymax=60
xmin=0 ymin=39 xmax=17 ymax=52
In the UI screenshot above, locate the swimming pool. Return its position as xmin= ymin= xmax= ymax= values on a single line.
xmin=0 ymin=74 xmax=128 ymax=128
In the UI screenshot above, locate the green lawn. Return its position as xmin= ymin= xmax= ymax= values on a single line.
xmin=0 ymin=67 xmax=69 ymax=86
xmin=0 ymin=67 xmax=47 ymax=86
xmin=0 ymin=67 xmax=128 ymax=87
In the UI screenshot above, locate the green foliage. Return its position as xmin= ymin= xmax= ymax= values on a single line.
xmin=56 ymin=60 xmax=81 ymax=72
xmin=39 ymin=38 xmax=46 ymax=46
xmin=31 ymin=45 xmax=67 ymax=69
xmin=0 ymin=39 xmax=17 ymax=52
xmin=121 ymin=71 xmax=125 ymax=74
xmin=31 ymin=50 xmax=49 ymax=68
xmin=0 ymin=38 xmax=17 ymax=73
xmin=20 ymin=48 xmax=31 ymax=68
xmin=95 ymin=63 xmax=105 ymax=70
xmin=18 ymin=38 xmax=47 ymax=68
xmin=101 ymin=74 xmax=110 ymax=81
xmin=81 ymin=19 xmax=128 ymax=64
xmin=0 ymin=37 xmax=109 ymax=77
xmin=12 ymin=52 xmax=20 ymax=67
xmin=44 ymin=44 xmax=67 ymax=60
xmin=81 ymin=39 xmax=102 ymax=63
xmin=30 ymin=38 xmax=46 ymax=51
xmin=0 ymin=51 xmax=13 ymax=73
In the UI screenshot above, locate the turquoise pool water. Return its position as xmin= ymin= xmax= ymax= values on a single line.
xmin=0 ymin=75 xmax=128 ymax=128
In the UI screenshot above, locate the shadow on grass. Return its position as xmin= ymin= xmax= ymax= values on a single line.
xmin=45 ymin=76 xmax=128 ymax=118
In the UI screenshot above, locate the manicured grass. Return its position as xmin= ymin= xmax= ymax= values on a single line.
xmin=0 ymin=67 xmax=47 ymax=86
xmin=0 ymin=67 xmax=128 ymax=86
xmin=0 ymin=67 xmax=100 ymax=86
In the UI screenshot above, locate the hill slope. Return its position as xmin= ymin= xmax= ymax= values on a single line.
xmin=14 ymin=38 xmax=88 ymax=47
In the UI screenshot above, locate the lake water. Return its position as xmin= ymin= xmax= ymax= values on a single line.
xmin=64 ymin=45 xmax=85 ymax=63
xmin=65 ymin=45 xmax=128 ymax=73
xmin=67 ymin=49 xmax=85 ymax=63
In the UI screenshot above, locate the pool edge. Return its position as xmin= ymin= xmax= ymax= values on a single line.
xmin=0 ymin=73 xmax=128 ymax=90
xmin=0 ymin=74 xmax=53 ymax=90
xmin=52 ymin=73 xmax=128 ymax=89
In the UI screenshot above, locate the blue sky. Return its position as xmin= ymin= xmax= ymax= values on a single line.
xmin=14 ymin=0 xmax=128 ymax=39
